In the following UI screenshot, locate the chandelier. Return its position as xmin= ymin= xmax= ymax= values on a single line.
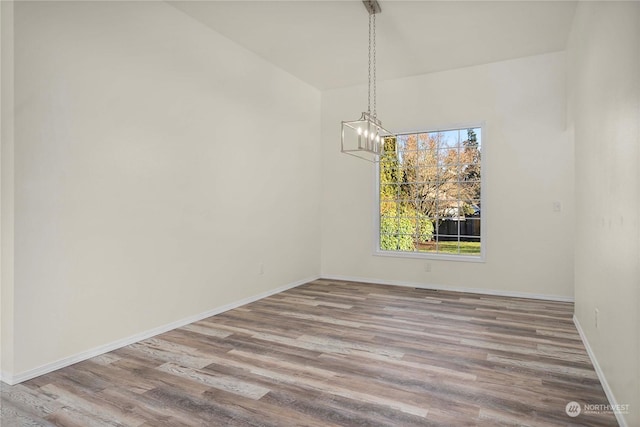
xmin=341 ymin=0 xmax=394 ymax=162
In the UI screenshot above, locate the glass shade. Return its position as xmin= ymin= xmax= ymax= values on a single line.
xmin=341 ymin=112 xmax=393 ymax=162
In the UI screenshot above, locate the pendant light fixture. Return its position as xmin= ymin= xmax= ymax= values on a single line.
xmin=341 ymin=0 xmax=394 ymax=162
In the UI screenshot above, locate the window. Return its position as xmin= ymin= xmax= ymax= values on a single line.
xmin=376 ymin=126 xmax=483 ymax=260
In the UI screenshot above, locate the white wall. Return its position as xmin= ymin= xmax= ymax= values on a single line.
xmin=568 ymin=2 xmax=640 ymax=425
xmin=3 ymin=1 xmax=321 ymax=379
xmin=321 ymin=52 xmax=574 ymax=299
xmin=1 ymin=0 xmax=16 ymax=380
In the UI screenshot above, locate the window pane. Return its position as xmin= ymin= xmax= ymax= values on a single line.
xmin=378 ymin=126 xmax=482 ymax=258
xmin=396 ymin=134 xmax=411 ymax=152
xmin=462 ymin=218 xmax=481 ymax=237
xmin=418 ymin=133 xmax=435 ymax=151
xmin=438 ymin=130 xmax=460 ymax=150
xmin=380 ymin=183 xmax=398 ymax=194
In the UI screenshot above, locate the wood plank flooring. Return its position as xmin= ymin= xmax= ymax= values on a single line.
xmin=1 ymin=279 xmax=618 ymax=426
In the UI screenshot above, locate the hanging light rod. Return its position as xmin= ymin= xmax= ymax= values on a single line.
xmin=341 ymin=0 xmax=394 ymax=163
xmin=362 ymin=0 xmax=381 ymax=15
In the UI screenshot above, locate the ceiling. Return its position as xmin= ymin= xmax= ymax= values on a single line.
xmin=168 ymin=1 xmax=578 ymax=90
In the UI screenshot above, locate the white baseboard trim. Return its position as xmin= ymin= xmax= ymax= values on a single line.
xmin=573 ymin=315 xmax=627 ymax=427
xmin=320 ymin=275 xmax=575 ymax=302
xmin=1 ymin=275 xmax=319 ymax=386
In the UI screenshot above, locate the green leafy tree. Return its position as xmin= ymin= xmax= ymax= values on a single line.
xmin=460 ymin=128 xmax=481 ymax=204
xmin=379 ymin=137 xmax=434 ymax=250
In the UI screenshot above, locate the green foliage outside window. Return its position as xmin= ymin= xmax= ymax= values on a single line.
xmin=380 ymin=202 xmax=434 ymax=251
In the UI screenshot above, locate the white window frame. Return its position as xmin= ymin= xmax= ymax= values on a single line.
xmin=373 ymin=122 xmax=486 ymax=262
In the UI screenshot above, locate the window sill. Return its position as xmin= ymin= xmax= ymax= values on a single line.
xmin=374 ymin=249 xmax=485 ymax=263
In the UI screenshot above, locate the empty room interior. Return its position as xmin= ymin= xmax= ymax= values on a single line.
xmin=1 ymin=0 xmax=639 ymax=426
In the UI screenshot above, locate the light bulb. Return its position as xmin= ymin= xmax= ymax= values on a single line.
xmin=364 ymin=129 xmax=368 ymax=137
xmin=357 ymin=127 xmax=362 ymax=135
xmin=376 ymin=135 xmax=380 ymax=142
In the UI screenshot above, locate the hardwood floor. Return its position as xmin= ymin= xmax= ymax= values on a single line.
xmin=1 ymin=279 xmax=618 ymax=426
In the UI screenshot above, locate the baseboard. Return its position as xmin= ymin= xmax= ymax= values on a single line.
xmin=573 ymin=315 xmax=627 ymax=427
xmin=1 ymin=275 xmax=319 ymax=386
xmin=320 ymin=274 xmax=575 ymax=302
